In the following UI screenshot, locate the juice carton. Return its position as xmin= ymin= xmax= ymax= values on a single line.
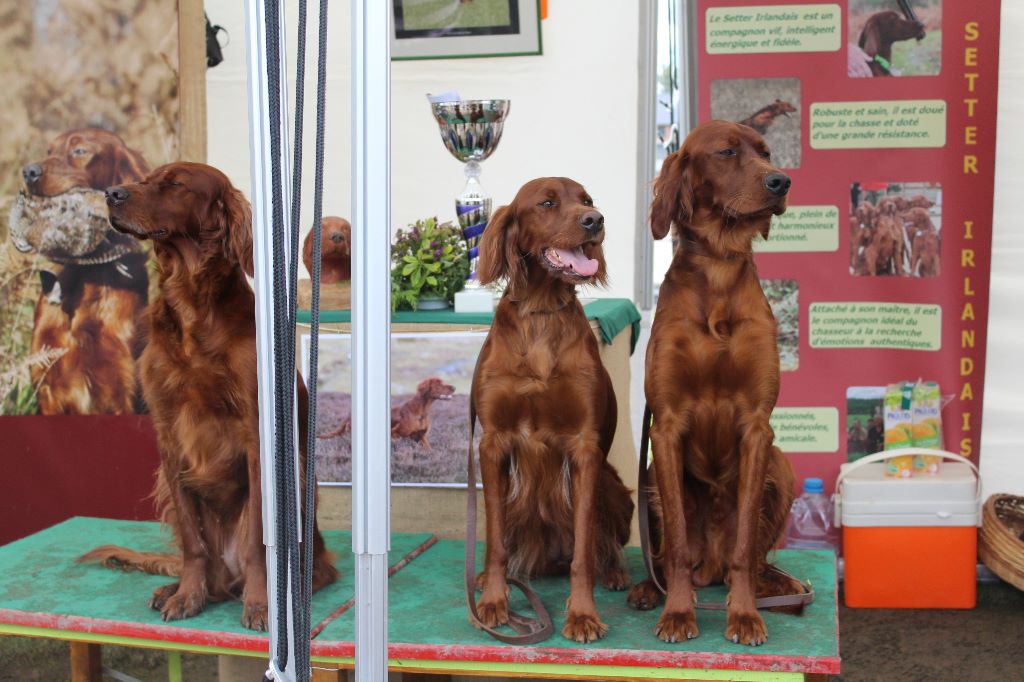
xmin=912 ymin=381 xmax=943 ymax=474
xmin=883 ymin=382 xmax=914 ymax=477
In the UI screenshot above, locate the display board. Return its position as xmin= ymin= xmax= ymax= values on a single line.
xmin=695 ymin=0 xmax=1000 ymax=489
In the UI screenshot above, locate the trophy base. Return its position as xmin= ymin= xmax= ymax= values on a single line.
xmin=454 ymin=287 xmax=494 ymax=314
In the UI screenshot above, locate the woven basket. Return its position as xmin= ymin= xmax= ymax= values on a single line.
xmin=979 ymin=494 xmax=1024 ymax=591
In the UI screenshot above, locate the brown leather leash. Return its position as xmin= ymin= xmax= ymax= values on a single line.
xmin=637 ymin=404 xmax=815 ymax=611
xmin=465 ymin=365 xmax=554 ymax=644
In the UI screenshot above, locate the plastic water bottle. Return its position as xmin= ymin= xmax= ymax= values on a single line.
xmin=784 ymin=477 xmax=839 ymax=551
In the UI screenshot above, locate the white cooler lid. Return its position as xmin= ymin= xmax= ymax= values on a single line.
xmin=838 ymin=462 xmax=979 ymax=526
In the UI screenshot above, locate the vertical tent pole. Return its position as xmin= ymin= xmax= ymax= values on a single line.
xmin=244 ymin=0 xmax=297 ymax=679
xmin=351 ymin=1 xmax=392 ymax=680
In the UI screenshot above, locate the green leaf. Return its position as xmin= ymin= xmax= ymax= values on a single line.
xmin=402 ymin=263 xmax=417 ymax=276
xmin=426 ymin=276 xmax=437 ymax=286
xmin=402 ymin=254 xmax=418 ymax=264
xmin=428 ymin=262 xmax=441 ymax=272
xmin=412 ymin=270 xmax=424 ymax=288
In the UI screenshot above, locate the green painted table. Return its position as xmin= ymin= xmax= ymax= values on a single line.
xmin=0 ymin=518 xmax=839 ymax=681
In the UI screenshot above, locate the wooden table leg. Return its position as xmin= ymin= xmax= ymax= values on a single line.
xmin=69 ymin=641 xmax=102 ymax=682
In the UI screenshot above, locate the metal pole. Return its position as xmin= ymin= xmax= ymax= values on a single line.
xmin=681 ymin=0 xmax=699 ymax=132
xmin=634 ymin=0 xmax=657 ymax=310
xmin=244 ymin=0 xmax=296 ymax=679
xmin=351 ymin=1 xmax=391 ymax=680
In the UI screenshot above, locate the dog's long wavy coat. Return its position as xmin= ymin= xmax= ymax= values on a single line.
xmin=78 ymin=163 xmax=337 ymax=630
xmin=471 ymin=177 xmax=634 ymax=643
xmin=627 ymin=121 xmax=807 ymax=646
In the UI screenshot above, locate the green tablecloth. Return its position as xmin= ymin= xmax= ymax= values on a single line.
xmin=297 ymin=298 xmax=642 ymax=354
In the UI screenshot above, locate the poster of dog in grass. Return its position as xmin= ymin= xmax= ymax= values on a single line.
xmin=304 ymin=331 xmax=484 ymax=486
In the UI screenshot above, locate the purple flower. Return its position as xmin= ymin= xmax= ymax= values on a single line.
xmin=434 ymin=249 xmax=443 ymax=259
xmin=430 ymin=240 xmax=439 ymax=249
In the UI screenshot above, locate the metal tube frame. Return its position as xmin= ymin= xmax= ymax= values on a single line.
xmin=351 ymin=1 xmax=392 ymax=680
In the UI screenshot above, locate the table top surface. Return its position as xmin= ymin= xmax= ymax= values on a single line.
xmin=0 ymin=517 xmax=839 ymax=677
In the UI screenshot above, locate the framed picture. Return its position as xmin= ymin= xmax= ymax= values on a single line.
xmin=303 ymin=331 xmax=485 ymax=487
xmin=391 ymin=0 xmax=542 ymax=60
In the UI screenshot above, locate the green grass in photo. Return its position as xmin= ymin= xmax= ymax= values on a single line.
xmin=891 ymin=28 xmax=942 ymax=76
xmin=401 ymin=0 xmax=512 ymax=31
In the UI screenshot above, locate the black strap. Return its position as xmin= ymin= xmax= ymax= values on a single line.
xmin=637 ymin=404 xmax=815 ymax=611
xmin=465 ymin=362 xmax=554 ymax=644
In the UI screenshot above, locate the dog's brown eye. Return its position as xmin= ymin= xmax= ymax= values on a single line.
xmin=760 ymin=150 xmax=771 ymax=159
xmin=539 ymin=199 xmax=556 ymax=208
xmin=717 ymin=148 xmax=736 ymax=157
xmin=583 ymin=197 xmax=593 ymax=207
xmin=72 ymin=148 xmax=88 ymax=156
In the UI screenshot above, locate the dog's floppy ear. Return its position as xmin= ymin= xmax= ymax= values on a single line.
xmin=858 ymin=19 xmax=880 ymax=57
xmin=216 ymin=186 xmax=254 ymax=276
xmin=476 ymin=204 xmax=525 ymax=296
xmin=650 ymin=151 xmax=693 ymax=240
xmin=113 ymin=145 xmax=150 ymax=184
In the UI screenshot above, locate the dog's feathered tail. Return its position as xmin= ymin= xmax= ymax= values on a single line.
xmin=77 ymin=545 xmax=181 ymax=577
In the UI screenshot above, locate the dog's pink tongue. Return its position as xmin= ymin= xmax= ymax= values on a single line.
xmin=552 ymin=247 xmax=599 ymax=276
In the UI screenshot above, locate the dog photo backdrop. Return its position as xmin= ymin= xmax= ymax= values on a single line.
xmin=699 ymin=0 xmax=998 ymax=488
xmin=0 ymin=0 xmax=180 ymax=416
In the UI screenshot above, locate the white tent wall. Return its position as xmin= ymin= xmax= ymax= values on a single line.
xmin=983 ymin=2 xmax=1024 ymax=497
xmin=204 ymin=0 xmax=1022 ymax=496
xmin=205 ymin=0 xmax=641 ymax=301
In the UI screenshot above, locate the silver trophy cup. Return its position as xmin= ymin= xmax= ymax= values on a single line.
xmin=431 ymin=99 xmax=510 ymax=287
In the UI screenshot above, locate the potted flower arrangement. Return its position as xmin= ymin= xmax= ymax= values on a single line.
xmin=391 ymin=217 xmax=470 ymax=311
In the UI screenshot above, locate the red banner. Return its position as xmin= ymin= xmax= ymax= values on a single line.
xmin=696 ymin=0 xmax=1000 ymax=490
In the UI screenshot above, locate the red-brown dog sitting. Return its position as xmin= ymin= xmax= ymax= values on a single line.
xmin=628 ymin=121 xmax=807 ymax=646
xmin=80 ymin=162 xmax=337 ymax=629
xmin=471 ymin=177 xmax=634 ymax=643
xmin=302 ymin=216 xmax=351 ymax=283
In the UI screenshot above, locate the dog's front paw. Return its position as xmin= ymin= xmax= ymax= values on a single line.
xmin=654 ymin=609 xmax=699 ymax=643
xmin=562 ymin=610 xmax=608 ymax=643
xmin=626 ymin=579 xmax=662 ymax=610
xmin=601 ymin=566 xmax=631 ymax=591
xmin=725 ymin=610 xmax=768 ymax=646
xmin=159 ymin=589 xmax=206 ymax=622
xmin=242 ymin=598 xmax=269 ymax=631
xmin=474 ymin=595 xmax=509 ymax=628
xmin=149 ymin=582 xmax=179 ymax=610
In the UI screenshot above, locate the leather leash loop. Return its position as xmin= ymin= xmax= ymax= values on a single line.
xmin=465 ymin=363 xmax=554 ymax=644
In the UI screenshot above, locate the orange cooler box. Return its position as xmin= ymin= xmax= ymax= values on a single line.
xmin=837 ymin=457 xmax=979 ymax=609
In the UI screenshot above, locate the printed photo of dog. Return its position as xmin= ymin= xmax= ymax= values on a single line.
xmin=306 ymin=331 xmax=484 ymax=485
xmin=711 ymin=78 xmax=801 ymax=169
xmin=849 ymin=181 xmax=941 ymax=278
xmin=848 ymin=0 xmax=941 ymax=77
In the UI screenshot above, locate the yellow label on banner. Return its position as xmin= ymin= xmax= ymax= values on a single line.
xmin=809 ymin=302 xmax=942 ymax=351
xmin=757 ymin=205 xmax=839 ymax=253
xmin=706 ymin=4 xmax=841 ymax=54
xmin=810 ymin=100 xmax=947 ymax=149
xmin=771 ymin=408 xmax=839 ymax=453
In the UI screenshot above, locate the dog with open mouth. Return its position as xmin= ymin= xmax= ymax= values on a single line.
xmin=469 ymin=177 xmax=634 ymax=643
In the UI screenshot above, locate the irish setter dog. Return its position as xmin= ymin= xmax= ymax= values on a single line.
xmin=79 ymin=162 xmax=337 ymax=629
xmin=302 ymin=216 xmax=351 ymax=283
xmin=19 ymin=129 xmax=150 ymax=414
xmin=858 ymin=10 xmax=926 ymax=76
xmin=627 ymin=121 xmax=807 ymax=646
xmin=471 ymin=177 xmax=633 ymax=643
xmin=319 ymin=376 xmax=454 ymax=449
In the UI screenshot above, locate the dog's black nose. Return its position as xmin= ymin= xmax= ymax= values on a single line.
xmin=105 ymin=187 xmax=130 ymax=206
xmin=330 ymin=232 xmax=344 ymax=243
xmin=764 ymin=172 xmax=791 ymax=197
xmin=22 ymin=164 xmax=43 ymax=184
xmin=579 ymin=210 xmax=604 ymax=233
